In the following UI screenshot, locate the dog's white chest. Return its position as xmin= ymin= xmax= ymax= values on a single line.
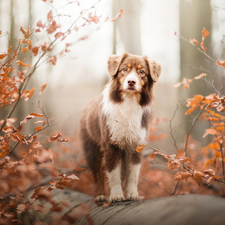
xmin=102 ymin=85 xmax=148 ymax=149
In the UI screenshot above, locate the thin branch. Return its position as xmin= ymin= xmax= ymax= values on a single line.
xmin=8 ymin=102 xmax=57 ymax=157
xmin=184 ymin=106 xmax=206 ymax=152
xmin=188 ymin=64 xmax=223 ymax=78
xmin=201 ymin=77 xmax=222 ymax=97
xmin=220 ymin=135 xmax=225 ymax=180
xmin=175 ymin=30 xmax=216 ymax=62
xmin=171 ymin=180 xmax=180 ymax=195
xmin=169 ymin=105 xmax=180 ymax=152
xmin=140 ymin=176 xmax=172 ymax=195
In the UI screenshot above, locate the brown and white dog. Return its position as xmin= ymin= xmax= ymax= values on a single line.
xmin=79 ymin=52 xmax=161 ymax=202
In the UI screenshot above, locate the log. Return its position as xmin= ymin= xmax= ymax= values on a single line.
xmin=76 ymin=194 xmax=225 ymax=225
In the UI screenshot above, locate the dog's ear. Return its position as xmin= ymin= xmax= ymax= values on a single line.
xmin=107 ymin=52 xmax=128 ymax=77
xmin=146 ymin=59 xmax=161 ymax=82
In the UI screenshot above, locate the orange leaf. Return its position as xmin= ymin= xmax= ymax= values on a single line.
xmin=194 ymin=95 xmax=203 ymax=102
xmin=54 ymin=32 xmax=63 ymax=39
xmin=40 ymin=83 xmax=47 ymax=94
xmin=112 ymin=9 xmax=123 ymax=22
xmin=20 ymin=26 xmax=26 ymax=34
xmin=20 ymin=114 xmax=35 ymax=125
xmin=216 ymin=126 xmax=224 ymax=131
xmin=37 ymin=20 xmax=43 ymax=28
xmin=189 ymin=38 xmax=199 ymax=44
xmin=173 ymin=82 xmax=181 ymax=88
xmin=67 ymin=174 xmax=79 ymax=180
xmin=194 ymin=73 xmax=207 ymax=80
xmin=174 ymin=171 xmax=192 ymax=181
xmin=21 ymin=48 xmax=27 ymax=52
xmin=204 ymin=128 xmax=219 ymax=136
xmin=0 ymin=151 xmax=9 ymax=159
xmin=47 ymin=10 xmax=53 ymax=22
xmin=57 ymin=138 xmax=70 ymax=142
xmin=92 ymin=16 xmax=99 ymax=24
xmin=30 ymin=113 xmax=44 ymax=117
xmin=176 ymin=149 xmax=185 ymax=159
xmin=16 ymin=60 xmax=30 ymax=67
xmin=185 ymin=107 xmax=195 ymax=115
xmin=24 ymin=27 xmax=31 ymax=39
xmin=136 ymin=144 xmax=146 ymax=153
xmin=0 ymin=53 xmax=7 ymax=59
xmin=204 ymin=169 xmax=215 ymax=176
xmin=206 ymin=176 xmax=213 ymax=184
xmin=202 ymin=27 xmax=209 ymax=39
xmin=217 ymin=60 xmax=225 ymax=67
xmin=48 ymin=132 xmax=62 ymax=142
xmin=207 ymin=109 xmax=223 ymax=118
xmin=31 ymin=47 xmax=39 ymax=56
xmin=210 ymin=142 xmax=220 ymax=151
xmin=103 ymin=202 xmax=111 ymax=208
xmin=149 ymin=152 xmax=156 ymax=160
xmin=21 ymin=87 xmax=35 ymax=100
xmin=193 ymin=170 xmax=204 ymax=186
xmin=27 ymin=87 xmax=35 ymax=99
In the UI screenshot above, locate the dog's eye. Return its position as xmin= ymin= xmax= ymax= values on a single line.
xmin=140 ymin=70 xmax=144 ymax=73
xmin=124 ymin=67 xmax=128 ymax=71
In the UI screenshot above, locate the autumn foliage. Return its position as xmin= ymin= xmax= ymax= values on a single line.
xmin=1 ymin=1 xmax=225 ymax=224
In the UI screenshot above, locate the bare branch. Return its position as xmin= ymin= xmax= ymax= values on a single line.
xmin=169 ymin=104 xmax=180 ymax=152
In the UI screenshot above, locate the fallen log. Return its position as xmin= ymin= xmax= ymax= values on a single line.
xmin=76 ymin=194 xmax=225 ymax=225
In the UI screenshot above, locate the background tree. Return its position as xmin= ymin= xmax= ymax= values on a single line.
xmin=179 ymin=0 xmax=214 ymax=141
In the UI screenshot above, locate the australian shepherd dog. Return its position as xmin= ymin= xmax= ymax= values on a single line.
xmin=79 ymin=52 xmax=161 ymax=202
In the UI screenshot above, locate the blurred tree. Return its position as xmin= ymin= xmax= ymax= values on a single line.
xmin=112 ymin=0 xmax=142 ymax=55
xmin=179 ymin=0 xmax=214 ymax=142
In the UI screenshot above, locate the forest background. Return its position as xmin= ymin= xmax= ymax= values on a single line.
xmin=1 ymin=0 xmax=225 ymax=224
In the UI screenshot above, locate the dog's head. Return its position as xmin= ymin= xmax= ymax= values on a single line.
xmin=107 ymin=52 xmax=161 ymax=106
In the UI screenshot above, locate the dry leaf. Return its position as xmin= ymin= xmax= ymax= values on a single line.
xmin=40 ymin=83 xmax=47 ymax=94
xmin=47 ymin=10 xmax=53 ymax=22
xmin=136 ymin=145 xmax=146 ymax=153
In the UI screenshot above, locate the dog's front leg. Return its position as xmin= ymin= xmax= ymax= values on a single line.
xmin=105 ymin=144 xmax=124 ymax=202
xmin=126 ymin=152 xmax=141 ymax=201
xmin=106 ymin=165 xmax=124 ymax=202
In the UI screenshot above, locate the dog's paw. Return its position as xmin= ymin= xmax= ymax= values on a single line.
xmin=126 ymin=192 xmax=140 ymax=201
xmin=95 ymin=195 xmax=106 ymax=202
xmin=109 ymin=193 xmax=125 ymax=202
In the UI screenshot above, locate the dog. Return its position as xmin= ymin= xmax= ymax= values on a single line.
xmin=79 ymin=52 xmax=161 ymax=202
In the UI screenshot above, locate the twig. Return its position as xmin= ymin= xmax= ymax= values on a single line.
xmin=175 ymin=30 xmax=216 ymax=62
xmin=188 ymin=64 xmax=223 ymax=78
xmin=183 ymin=106 xmax=206 ymax=152
xmin=220 ymin=135 xmax=225 ymax=180
xmin=140 ymin=176 xmax=171 ymax=195
xmin=171 ymin=180 xmax=180 ymax=195
xmin=201 ymin=77 xmax=222 ymax=97
xmin=169 ymin=105 xmax=180 ymax=152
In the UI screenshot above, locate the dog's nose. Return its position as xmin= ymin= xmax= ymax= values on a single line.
xmin=128 ymin=80 xmax=136 ymax=86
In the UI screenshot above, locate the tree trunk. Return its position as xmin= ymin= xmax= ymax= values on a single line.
xmin=112 ymin=0 xmax=142 ymax=55
xmin=179 ymin=0 xmax=213 ymax=142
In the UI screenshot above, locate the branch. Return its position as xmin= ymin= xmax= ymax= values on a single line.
xmin=169 ymin=105 xmax=180 ymax=152
xmin=8 ymin=102 xmax=56 ymax=157
xmin=175 ymin=30 xmax=216 ymax=62
xmin=183 ymin=106 xmax=206 ymax=152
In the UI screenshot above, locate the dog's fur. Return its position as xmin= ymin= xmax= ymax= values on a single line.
xmin=79 ymin=52 xmax=161 ymax=202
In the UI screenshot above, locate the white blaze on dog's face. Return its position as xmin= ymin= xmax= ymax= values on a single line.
xmin=107 ymin=52 xmax=161 ymax=105
xmin=122 ymin=66 xmax=141 ymax=92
